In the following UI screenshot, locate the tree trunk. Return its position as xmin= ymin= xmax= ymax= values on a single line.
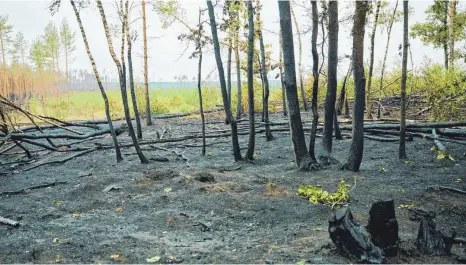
xmin=366 ymin=0 xmax=381 ymax=119
xmin=226 ymin=37 xmax=232 ymax=124
xmin=399 ymin=0 xmax=408 ymax=159
xmin=279 ymin=29 xmax=287 ymax=117
xmin=126 ymin=10 xmax=143 ymax=140
xmin=0 ymin=35 xmax=5 ymax=68
xmin=206 ymin=0 xmax=241 ymax=161
xmin=142 ymin=0 xmax=152 ymax=126
xmin=196 ymin=9 xmax=206 ymax=156
xmin=245 ymin=0 xmax=255 ymax=160
xmin=342 ymin=0 xmax=368 ymax=172
xmin=443 ymin=1 xmax=449 ymax=70
xmin=290 ymin=6 xmax=308 ymax=111
xmin=257 ymin=0 xmax=273 ymax=141
xmin=235 ymin=12 xmax=243 ymax=119
xmin=309 ymin=0 xmax=319 ymax=160
xmin=321 ymin=0 xmax=338 ymax=160
xmin=96 ymin=0 xmax=148 ymax=164
xmin=70 ymin=0 xmax=122 ymax=162
xmin=378 ymin=0 xmax=398 ymax=119
xmin=449 ymin=0 xmax=456 ymax=68
xmin=279 ymin=0 xmax=315 ymax=170
xmin=337 ymin=64 xmax=351 ymax=115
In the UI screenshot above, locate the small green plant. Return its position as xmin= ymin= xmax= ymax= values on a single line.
xmin=436 ymin=150 xmax=455 ymax=161
xmin=298 ymin=179 xmax=350 ymax=208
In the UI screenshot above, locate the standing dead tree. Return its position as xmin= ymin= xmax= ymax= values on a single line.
xmin=309 ymin=0 xmax=319 ymax=160
xmin=207 ymin=0 xmax=242 ymax=161
xmin=141 ymin=0 xmax=152 ymax=126
xmin=96 ymin=0 xmax=148 ymax=164
xmin=366 ymin=0 xmax=381 ymax=119
xmin=290 ymin=5 xmax=308 ymax=111
xmin=399 ymin=0 xmax=409 ymax=159
xmin=245 ymin=0 xmax=256 ymax=160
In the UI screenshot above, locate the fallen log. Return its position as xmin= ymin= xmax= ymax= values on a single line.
xmin=0 ymin=181 xmax=67 ymax=196
xmin=431 ymin=129 xmax=447 ymax=152
xmin=23 ymin=149 xmax=96 ymax=171
xmin=329 ymin=207 xmax=386 ymax=264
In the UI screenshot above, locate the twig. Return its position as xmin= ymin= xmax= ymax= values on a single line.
xmin=426 ymin=186 xmax=466 ymax=195
xmin=0 ymin=181 xmax=67 ymax=196
xmin=151 ymin=145 xmax=190 ymax=167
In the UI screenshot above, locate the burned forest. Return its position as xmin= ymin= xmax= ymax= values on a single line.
xmin=1 ymin=0 xmax=466 ymax=264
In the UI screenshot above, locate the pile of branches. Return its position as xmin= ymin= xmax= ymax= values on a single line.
xmin=0 ymin=95 xmax=128 ymax=172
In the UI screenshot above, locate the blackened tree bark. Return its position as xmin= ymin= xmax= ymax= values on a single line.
xmin=279 ymin=0 xmax=315 ymax=170
xmin=309 ymin=0 xmax=319 ymax=160
xmin=290 ymin=5 xmax=308 ymax=111
xmin=70 ymin=0 xmax=122 ymax=162
xmin=97 ymin=0 xmax=148 ymax=164
xmin=337 ymin=64 xmax=351 ymax=115
xmin=279 ymin=29 xmax=287 ymax=117
xmin=206 ymin=0 xmax=242 ymax=161
xmin=226 ymin=37 xmax=232 ymax=124
xmin=321 ymin=0 xmax=338 ymax=161
xmin=366 ymin=0 xmax=381 ymax=119
xmin=125 ymin=2 xmax=143 ymax=139
xmin=257 ymin=0 xmax=273 ymax=141
xmin=245 ymin=0 xmax=255 ymax=160
xmin=342 ymin=0 xmax=368 ymax=172
xmin=399 ymin=0 xmax=408 ymax=159
xmin=196 ymin=9 xmax=206 ymax=156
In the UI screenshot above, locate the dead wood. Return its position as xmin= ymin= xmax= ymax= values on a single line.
xmin=23 ymin=149 xmax=96 ymax=171
xmin=0 ymin=216 xmax=20 ymax=227
xmin=426 ymin=186 xmax=466 ymax=195
xmin=366 ymin=200 xmax=399 ymax=256
xmin=0 ymin=181 xmax=67 ymax=196
xmin=432 ymin=129 xmax=447 ymax=152
xmin=415 ymin=210 xmax=456 ymax=255
xmin=151 ymin=145 xmax=190 ymax=167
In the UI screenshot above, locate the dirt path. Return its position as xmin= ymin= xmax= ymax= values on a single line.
xmin=1 ymin=113 xmax=465 ymax=263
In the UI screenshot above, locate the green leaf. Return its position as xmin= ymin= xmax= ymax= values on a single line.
xmin=164 ymin=187 xmax=172 ymax=193
xmin=379 ymin=167 xmax=385 ymax=172
xmin=146 ymin=256 xmax=161 ymax=263
xmin=296 ymin=259 xmax=306 ymax=265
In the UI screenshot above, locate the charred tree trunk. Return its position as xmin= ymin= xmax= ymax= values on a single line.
xmin=290 ymin=6 xmax=308 ymax=111
xmin=196 ymin=9 xmax=206 ymax=156
xmin=366 ymin=0 xmax=381 ymax=119
xmin=399 ymin=0 xmax=408 ymax=159
xmin=342 ymin=0 xmax=367 ymax=172
xmin=70 ymin=0 xmax=123 ymax=162
xmin=279 ymin=0 xmax=315 ymax=170
xmin=279 ymin=29 xmax=287 ymax=117
xmin=207 ymin=0 xmax=242 ymax=161
xmin=97 ymin=0 xmax=148 ymax=164
xmin=235 ymin=13 xmax=243 ymax=119
xmin=245 ymin=0 xmax=255 ymax=160
xmin=377 ymin=0 xmax=398 ymax=119
xmin=257 ymin=0 xmax=273 ymax=141
xmin=142 ymin=0 xmax=152 ymax=126
xmin=126 ymin=8 xmax=143 ymax=140
xmin=367 ymin=200 xmax=399 ymax=256
xmin=309 ymin=0 xmax=319 ymax=160
xmin=321 ymin=0 xmax=338 ymax=161
xmin=226 ymin=37 xmax=232 ymax=124
xmin=337 ymin=64 xmax=351 ymax=115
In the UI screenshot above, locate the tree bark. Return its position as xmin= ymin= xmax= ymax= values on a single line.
xmin=125 ymin=6 xmax=143 ymax=140
xmin=96 ymin=0 xmax=148 ymax=164
xmin=70 ymin=0 xmax=122 ymax=162
xmin=279 ymin=0 xmax=315 ymax=170
xmin=309 ymin=0 xmax=319 ymax=160
xmin=206 ymin=0 xmax=241 ymax=161
xmin=321 ymin=0 xmax=338 ymax=160
xmin=235 ymin=12 xmax=243 ymax=119
xmin=226 ymin=37 xmax=232 ymax=124
xmin=246 ymin=0 xmax=255 ymax=160
xmin=366 ymin=0 xmax=381 ymax=119
xmin=377 ymin=0 xmax=398 ymax=118
xmin=449 ymin=0 xmax=456 ymax=68
xmin=142 ymin=0 xmax=152 ymax=126
xmin=196 ymin=9 xmax=206 ymax=156
xmin=443 ymin=0 xmax=449 ymax=70
xmin=342 ymin=0 xmax=368 ymax=172
xmin=337 ymin=64 xmax=351 ymax=115
xmin=290 ymin=6 xmax=309 ymax=111
xmin=399 ymin=0 xmax=409 ymax=159
xmin=257 ymin=0 xmax=272 ymax=141
xmin=279 ymin=29 xmax=287 ymax=117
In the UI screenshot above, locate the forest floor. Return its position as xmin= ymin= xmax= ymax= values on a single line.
xmin=0 ymin=112 xmax=465 ymax=264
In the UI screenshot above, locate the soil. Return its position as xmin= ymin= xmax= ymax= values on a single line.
xmin=1 ymin=112 xmax=465 ymax=264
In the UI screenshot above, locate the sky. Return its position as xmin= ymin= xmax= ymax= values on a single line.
xmin=0 ymin=0 xmax=458 ymax=82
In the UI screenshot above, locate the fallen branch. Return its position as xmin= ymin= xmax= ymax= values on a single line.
xmin=23 ymin=149 xmax=96 ymax=171
xmin=0 ymin=180 xmax=67 ymax=196
xmin=0 ymin=216 xmax=20 ymax=227
xmin=426 ymin=186 xmax=466 ymax=195
xmin=431 ymin=129 xmax=446 ymax=152
xmin=151 ymin=145 xmax=190 ymax=167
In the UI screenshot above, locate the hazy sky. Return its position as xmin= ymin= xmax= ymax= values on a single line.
xmin=0 ymin=0 xmax=457 ymax=82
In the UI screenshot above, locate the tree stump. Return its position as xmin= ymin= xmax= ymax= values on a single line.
xmin=366 ymin=200 xmax=399 ymax=256
xmin=415 ymin=210 xmax=456 ymax=255
xmin=329 ymin=207 xmax=386 ymax=264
